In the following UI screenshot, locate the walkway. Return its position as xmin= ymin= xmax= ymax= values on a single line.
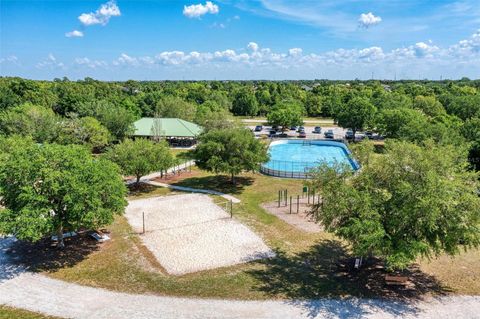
xmin=127 ymin=161 xmax=241 ymax=203
xmin=1 ymin=235 xmax=479 ymax=318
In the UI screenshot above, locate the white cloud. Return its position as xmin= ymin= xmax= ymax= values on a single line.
xmin=288 ymin=48 xmax=303 ymax=57
xmin=65 ymin=30 xmax=84 ymax=38
xmin=183 ymin=1 xmax=219 ymax=18
xmin=36 ymin=54 xmax=65 ymax=69
xmin=358 ymin=12 xmax=382 ymax=28
xmin=78 ymin=0 xmax=121 ymax=26
xmin=0 ymin=55 xmax=19 ymax=65
xmin=74 ymin=57 xmax=107 ymax=68
xmin=449 ymin=29 xmax=480 ymax=57
xmin=113 ymin=53 xmax=139 ymax=66
xmin=247 ymin=42 xmax=259 ymax=52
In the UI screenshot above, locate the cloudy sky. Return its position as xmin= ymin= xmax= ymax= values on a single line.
xmin=1 ymin=0 xmax=479 ymax=80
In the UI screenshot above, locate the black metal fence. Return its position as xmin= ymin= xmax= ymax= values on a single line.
xmin=260 ymin=160 xmax=317 ymax=179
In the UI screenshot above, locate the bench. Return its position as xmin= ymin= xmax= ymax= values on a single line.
xmin=385 ymin=275 xmax=409 ymax=286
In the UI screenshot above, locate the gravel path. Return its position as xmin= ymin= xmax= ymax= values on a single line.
xmin=1 ymin=236 xmax=480 ymax=318
xmin=126 ymin=161 xmax=241 ymax=204
xmin=125 ymin=194 xmax=272 ymax=274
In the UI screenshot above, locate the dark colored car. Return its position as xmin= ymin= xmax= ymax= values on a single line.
xmin=313 ymin=126 xmax=322 ymax=134
xmin=298 ymin=131 xmax=307 ymax=138
xmin=345 ymin=130 xmax=354 ymax=140
xmin=290 ymin=126 xmax=298 ymax=131
xmin=324 ymin=130 xmax=334 ymax=138
xmin=364 ymin=131 xmax=373 ymax=139
xmin=297 ymin=126 xmax=305 ymax=132
xmin=254 ymin=125 xmax=263 ymax=132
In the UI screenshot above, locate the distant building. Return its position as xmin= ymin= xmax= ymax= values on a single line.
xmin=131 ymin=118 xmax=202 ymax=147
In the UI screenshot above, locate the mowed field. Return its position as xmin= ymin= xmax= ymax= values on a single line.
xmin=9 ymin=167 xmax=480 ymax=300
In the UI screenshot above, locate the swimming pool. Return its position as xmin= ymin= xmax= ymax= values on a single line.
xmin=261 ymin=140 xmax=359 ymax=178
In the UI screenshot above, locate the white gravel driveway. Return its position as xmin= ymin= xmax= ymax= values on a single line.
xmin=125 ymin=194 xmax=273 ymax=275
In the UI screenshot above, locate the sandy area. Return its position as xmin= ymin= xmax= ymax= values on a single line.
xmin=262 ymin=197 xmax=323 ymax=233
xmin=125 ymin=194 xmax=273 ymax=275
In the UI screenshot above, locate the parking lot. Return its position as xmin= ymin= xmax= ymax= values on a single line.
xmin=246 ymin=125 xmax=375 ymax=141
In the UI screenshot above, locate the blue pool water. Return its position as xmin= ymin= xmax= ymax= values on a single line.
xmin=263 ymin=140 xmax=359 ymax=173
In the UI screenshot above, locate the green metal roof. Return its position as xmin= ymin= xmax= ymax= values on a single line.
xmin=132 ymin=118 xmax=202 ymax=138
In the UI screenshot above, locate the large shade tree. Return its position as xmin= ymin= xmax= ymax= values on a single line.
xmin=308 ymin=140 xmax=480 ymax=270
xmin=0 ymin=139 xmax=127 ymax=248
xmin=106 ymin=139 xmax=174 ymax=184
xmin=267 ymin=99 xmax=304 ymax=132
xmin=193 ymin=128 xmax=269 ymax=183
xmin=335 ymin=97 xmax=376 ymax=139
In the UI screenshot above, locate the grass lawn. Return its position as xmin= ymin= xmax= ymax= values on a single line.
xmin=10 ymin=167 xmax=480 ymax=300
xmin=0 ymin=306 xmax=60 ymax=319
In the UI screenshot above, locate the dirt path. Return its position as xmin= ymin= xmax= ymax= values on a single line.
xmin=1 ymin=237 xmax=479 ymax=319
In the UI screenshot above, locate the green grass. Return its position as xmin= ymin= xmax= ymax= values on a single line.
xmin=0 ymin=306 xmax=60 ymax=319
xmin=17 ymin=167 xmax=480 ymax=300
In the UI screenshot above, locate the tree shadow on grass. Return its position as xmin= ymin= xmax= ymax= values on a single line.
xmin=3 ymin=233 xmax=101 ymax=275
xmin=247 ymin=240 xmax=450 ymax=318
xmin=172 ymin=175 xmax=254 ymax=195
xmin=127 ymin=182 xmax=168 ymax=197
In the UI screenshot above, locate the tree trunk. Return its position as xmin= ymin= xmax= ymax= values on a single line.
xmin=57 ymin=224 xmax=65 ymax=249
xmin=231 ymin=173 xmax=236 ymax=185
xmin=136 ymin=175 xmax=141 ymax=184
xmin=352 ymin=129 xmax=357 ymax=141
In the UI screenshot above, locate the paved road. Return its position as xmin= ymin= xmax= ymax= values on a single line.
xmin=1 ymin=237 xmax=479 ymax=319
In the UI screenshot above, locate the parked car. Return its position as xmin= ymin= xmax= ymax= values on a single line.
xmin=313 ymin=126 xmax=322 ymax=134
xmin=290 ymin=126 xmax=298 ymax=131
xmin=298 ymin=131 xmax=307 ymax=138
xmin=364 ymin=131 xmax=373 ymax=139
xmin=268 ymin=130 xmax=277 ymax=137
xmin=297 ymin=126 xmax=305 ymax=132
xmin=254 ymin=125 xmax=263 ymax=132
xmin=345 ymin=130 xmax=354 ymax=140
xmin=324 ymin=130 xmax=334 ymax=138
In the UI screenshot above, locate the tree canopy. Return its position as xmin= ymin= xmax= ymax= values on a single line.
xmin=106 ymin=139 xmax=175 ymax=183
xmin=334 ymin=96 xmax=376 ymax=138
xmin=308 ymin=140 xmax=480 ymax=270
xmin=193 ymin=128 xmax=269 ymax=183
xmin=0 ymin=138 xmax=127 ymax=247
xmin=267 ymin=100 xmax=304 ymax=132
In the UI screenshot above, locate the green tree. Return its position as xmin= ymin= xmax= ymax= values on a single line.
xmin=267 ymin=100 xmax=303 ymax=132
xmin=0 ymin=103 xmax=60 ymax=143
xmin=0 ymin=139 xmax=127 ymax=248
xmin=106 ymin=139 xmax=174 ymax=184
xmin=309 ymin=140 xmax=480 ymax=270
xmin=93 ymin=101 xmax=136 ymax=142
xmin=59 ymin=117 xmax=110 ymax=151
xmin=155 ymin=96 xmax=196 ymax=121
xmin=232 ymin=88 xmax=259 ymax=116
xmin=193 ymin=128 xmax=269 ymax=184
xmin=335 ymin=97 xmax=376 ymax=139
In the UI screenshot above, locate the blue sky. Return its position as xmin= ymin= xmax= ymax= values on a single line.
xmin=1 ymin=0 xmax=479 ymax=80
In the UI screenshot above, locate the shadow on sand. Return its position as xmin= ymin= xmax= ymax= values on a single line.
xmin=247 ymin=240 xmax=450 ymax=318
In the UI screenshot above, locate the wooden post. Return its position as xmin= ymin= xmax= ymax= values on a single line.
xmin=278 ymin=190 xmax=281 ymax=207
xmin=142 ymin=212 xmax=145 ymax=234
xmin=230 ymin=200 xmax=233 ymax=218
xmin=285 ymin=189 xmax=288 ymax=206
xmin=289 ymin=196 xmax=292 ymax=214
xmin=307 ymin=190 xmax=310 ymax=204
xmin=297 ymin=195 xmax=300 ymax=214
